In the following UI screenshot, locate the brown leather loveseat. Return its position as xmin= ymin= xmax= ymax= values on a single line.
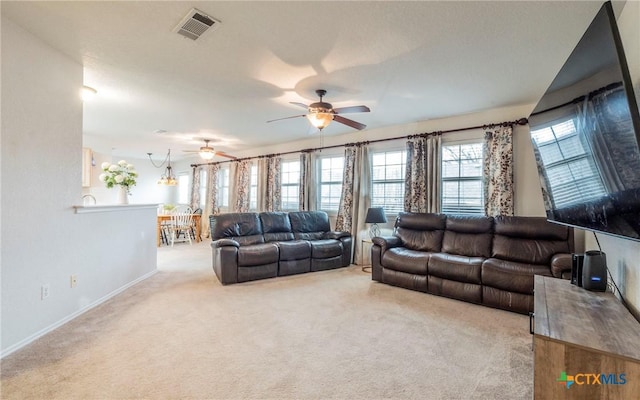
xmin=371 ymin=213 xmax=574 ymax=314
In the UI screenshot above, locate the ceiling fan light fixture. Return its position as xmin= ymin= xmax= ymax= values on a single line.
xmin=306 ymin=112 xmax=334 ymax=130
xmin=199 ymin=148 xmax=215 ymax=160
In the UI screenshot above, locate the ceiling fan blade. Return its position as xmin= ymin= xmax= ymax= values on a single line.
xmin=266 ymin=114 xmax=306 ymax=123
xmin=290 ymin=102 xmax=309 ymax=109
xmin=334 ymin=115 xmax=366 ymax=130
xmin=333 ymin=105 xmax=370 ymax=114
xmin=216 ymin=151 xmax=237 ymax=159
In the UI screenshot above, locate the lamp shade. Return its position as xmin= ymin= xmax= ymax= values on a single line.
xmin=365 ymin=207 xmax=387 ymax=224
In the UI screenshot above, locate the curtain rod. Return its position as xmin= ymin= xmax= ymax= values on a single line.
xmin=529 ymin=82 xmax=623 ymax=117
xmin=190 ymin=117 xmax=529 ymax=168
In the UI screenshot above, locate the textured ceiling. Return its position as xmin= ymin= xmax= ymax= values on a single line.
xmin=2 ymin=1 xmax=608 ymax=160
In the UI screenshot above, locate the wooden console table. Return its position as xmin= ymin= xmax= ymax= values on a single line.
xmin=533 ymin=275 xmax=640 ymax=399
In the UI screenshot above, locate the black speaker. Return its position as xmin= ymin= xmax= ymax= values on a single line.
xmin=582 ymin=250 xmax=607 ymax=292
xmin=571 ymin=253 xmax=584 ymax=287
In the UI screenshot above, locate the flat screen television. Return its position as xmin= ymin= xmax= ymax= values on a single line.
xmin=528 ymin=1 xmax=640 ymax=242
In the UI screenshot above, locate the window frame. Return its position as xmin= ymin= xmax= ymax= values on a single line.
xmin=317 ymin=155 xmax=345 ymax=214
xmin=217 ymin=166 xmax=230 ymax=212
xmin=370 ymin=148 xmax=406 ymax=215
xmin=249 ymin=163 xmax=258 ymax=211
xmin=440 ymin=140 xmax=485 ymax=215
xmin=280 ymin=159 xmax=301 ymax=211
xmin=530 ymin=116 xmax=607 ymax=209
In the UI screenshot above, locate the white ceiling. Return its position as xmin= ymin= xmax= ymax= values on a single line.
xmin=2 ymin=1 xmax=610 ymax=160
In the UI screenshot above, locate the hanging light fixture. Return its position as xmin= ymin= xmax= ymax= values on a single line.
xmin=306 ymin=111 xmax=334 ymax=131
xmin=147 ymin=149 xmax=178 ymax=186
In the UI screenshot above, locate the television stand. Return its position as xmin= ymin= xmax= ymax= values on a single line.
xmin=532 ymin=275 xmax=640 ymax=399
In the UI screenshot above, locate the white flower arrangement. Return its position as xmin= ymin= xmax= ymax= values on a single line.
xmin=99 ymin=160 xmax=138 ymax=194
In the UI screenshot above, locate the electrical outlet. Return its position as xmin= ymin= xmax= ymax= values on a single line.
xmin=70 ymin=275 xmax=77 ymax=288
xmin=41 ymin=284 xmax=50 ymax=300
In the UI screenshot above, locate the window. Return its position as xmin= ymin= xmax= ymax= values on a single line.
xmin=441 ymin=143 xmax=484 ymax=214
xmin=217 ymin=167 xmax=230 ymax=210
xmin=281 ymin=160 xmax=300 ymax=211
xmin=318 ymin=156 xmax=344 ymax=212
xmin=371 ymin=150 xmax=406 ymax=214
xmin=198 ymin=169 xmax=207 ymax=209
xmin=531 ymin=118 xmax=606 ymax=208
xmin=178 ymin=174 xmax=190 ymax=205
xmin=249 ymin=164 xmax=258 ymax=211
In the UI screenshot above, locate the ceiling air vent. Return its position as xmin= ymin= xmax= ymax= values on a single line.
xmin=174 ymin=8 xmax=220 ymax=40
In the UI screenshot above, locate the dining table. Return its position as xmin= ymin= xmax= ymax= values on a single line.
xmin=157 ymin=214 xmax=202 ymax=247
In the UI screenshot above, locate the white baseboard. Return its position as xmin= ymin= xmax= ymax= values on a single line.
xmin=0 ymin=270 xmax=158 ymax=359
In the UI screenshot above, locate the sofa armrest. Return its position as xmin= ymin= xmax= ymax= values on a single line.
xmin=211 ymin=241 xmax=239 ymax=284
xmin=372 ymin=236 xmax=401 ymax=251
xmin=325 ymin=231 xmax=351 ymax=240
xmin=550 ymin=253 xmax=572 ymax=279
xmin=212 ymin=238 xmax=240 ymax=248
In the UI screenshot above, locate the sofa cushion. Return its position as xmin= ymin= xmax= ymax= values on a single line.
xmin=382 ymin=268 xmax=428 ymax=292
xmin=442 ymin=215 xmax=493 ymax=257
xmin=492 ymin=236 xmax=570 ymax=265
xmin=428 ymin=253 xmax=483 ymax=284
xmin=309 ymin=239 xmax=343 ymax=259
xmin=260 ymin=212 xmax=295 ymax=242
xmin=481 ymin=258 xmax=552 ymax=294
xmin=428 ymin=276 xmax=482 ymax=304
xmin=492 ymin=216 xmax=572 ymax=264
xmin=210 ymin=213 xmax=264 ymax=245
xmin=382 ymin=247 xmax=429 ymax=275
xmin=483 ymin=286 xmax=533 ymax=314
xmin=276 ymin=240 xmax=311 ymax=261
xmin=395 ymin=212 xmax=446 ymax=251
xmin=289 ymin=211 xmax=331 ymax=232
xmin=238 ymin=243 xmax=279 ymax=266
xmin=279 ymin=259 xmax=311 ymax=276
xmin=311 ymin=256 xmax=343 ymax=271
xmin=238 ymin=263 xmax=278 ymax=283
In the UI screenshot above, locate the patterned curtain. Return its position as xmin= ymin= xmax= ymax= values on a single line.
xmin=258 ymin=156 xmax=281 ymax=212
xmin=483 ymin=125 xmax=514 ymax=216
xmin=299 ymin=151 xmax=315 ymax=211
xmin=233 ymin=160 xmax=252 ymax=212
xmin=404 ymin=133 xmax=441 ymax=213
xmin=336 ymin=144 xmax=370 ymax=264
xmin=190 ymin=166 xmax=202 ymax=210
xmin=202 ymin=164 xmax=219 ymax=238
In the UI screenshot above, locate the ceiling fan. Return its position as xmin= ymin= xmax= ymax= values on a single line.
xmin=183 ymin=139 xmax=237 ymax=160
xmin=267 ymin=89 xmax=370 ymax=131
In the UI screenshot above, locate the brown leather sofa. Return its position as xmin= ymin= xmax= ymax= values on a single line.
xmin=371 ymin=213 xmax=574 ymax=314
xmin=210 ymin=211 xmax=352 ymax=285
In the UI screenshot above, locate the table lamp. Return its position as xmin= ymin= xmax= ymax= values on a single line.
xmin=365 ymin=207 xmax=387 ymax=238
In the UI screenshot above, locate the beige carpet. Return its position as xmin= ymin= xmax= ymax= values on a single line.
xmin=1 ymin=241 xmax=533 ymax=399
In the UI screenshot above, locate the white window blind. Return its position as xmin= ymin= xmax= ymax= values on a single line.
xmin=249 ymin=164 xmax=258 ymax=211
xmin=371 ymin=150 xmax=406 ymax=214
xmin=441 ymin=143 xmax=484 ymax=215
xmin=318 ymin=156 xmax=344 ymax=212
xmin=281 ymin=160 xmax=300 ymax=211
xmin=531 ymin=118 xmax=606 ymax=208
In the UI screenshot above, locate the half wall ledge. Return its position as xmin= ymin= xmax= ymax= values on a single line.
xmin=73 ymin=204 xmax=159 ymax=214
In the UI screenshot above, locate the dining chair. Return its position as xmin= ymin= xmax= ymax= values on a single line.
xmin=170 ymin=205 xmax=193 ymax=246
xmin=191 ymin=208 xmax=203 ymax=241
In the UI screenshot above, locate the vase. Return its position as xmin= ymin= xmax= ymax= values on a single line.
xmin=116 ymin=186 xmax=128 ymax=205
